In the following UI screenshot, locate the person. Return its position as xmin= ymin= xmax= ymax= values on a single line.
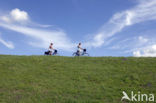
xmin=48 ymin=43 xmax=54 ymax=55
xmin=77 ymin=43 xmax=83 ymax=56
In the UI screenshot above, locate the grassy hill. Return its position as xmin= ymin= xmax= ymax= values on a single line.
xmin=0 ymin=55 xmax=156 ymax=103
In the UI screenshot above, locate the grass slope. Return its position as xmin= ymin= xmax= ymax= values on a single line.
xmin=0 ymin=55 xmax=156 ymax=103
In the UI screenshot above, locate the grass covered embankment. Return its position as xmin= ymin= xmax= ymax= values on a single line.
xmin=0 ymin=55 xmax=156 ymax=103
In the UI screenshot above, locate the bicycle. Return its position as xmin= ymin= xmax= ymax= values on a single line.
xmin=72 ymin=49 xmax=89 ymax=56
xmin=44 ymin=49 xmax=59 ymax=56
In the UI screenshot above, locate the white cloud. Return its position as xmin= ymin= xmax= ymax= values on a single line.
xmin=1 ymin=3 xmax=156 ymax=55
xmin=133 ymin=44 xmax=156 ymax=57
xmin=138 ymin=36 xmax=148 ymax=43
xmin=10 ymin=8 xmax=29 ymax=22
xmin=91 ymin=33 xmax=104 ymax=47
xmin=85 ymin=0 xmax=156 ymax=48
xmin=133 ymin=50 xmax=141 ymax=57
xmin=0 ymin=23 xmax=74 ymax=51
xmin=109 ymin=35 xmax=156 ymax=57
xmin=0 ymin=8 xmax=74 ymax=51
xmin=0 ymin=8 xmax=29 ymax=23
xmin=1 ymin=16 xmax=11 ymax=23
xmin=0 ymin=35 xmax=14 ymax=49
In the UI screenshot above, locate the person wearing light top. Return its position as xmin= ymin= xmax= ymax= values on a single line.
xmin=48 ymin=43 xmax=54 ymax=55
xmin=77 ymin=43 xmax=83 ymax=56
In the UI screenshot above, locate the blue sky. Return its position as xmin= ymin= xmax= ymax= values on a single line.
xmin=0 ymin=0 xmax=156 ymax=56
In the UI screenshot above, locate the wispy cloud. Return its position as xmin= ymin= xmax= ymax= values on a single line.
xmin=85 ymin=0 xmax=156 ymax=48
xmin=0 ymin=8 xmax=74 ymax=51
xmin=0 ymin=34 xmax=14 ymax=49
xmin=0 ymin=23 xmax=74 ymax=51
xmin=0 ymin=0 xmax=156 ymax=56
xmin=133 ymin=44 xmax=156 ymax=57
xmin=132 ymin=36 xmax=156 ymax=57
xmin=110 ymin=35 xmax=156 ymax=57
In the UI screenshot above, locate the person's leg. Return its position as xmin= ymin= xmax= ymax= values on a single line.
xmin=76 ymin=50 xmax=79 ymax=56
xmin=78 ymin=50 xmax=81 ymax=56
xmin=49 ymin=51 xmax=52 ymax=55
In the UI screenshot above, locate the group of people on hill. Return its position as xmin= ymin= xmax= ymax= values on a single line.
xmin=47 ymin=42 xmax=84 ymax=55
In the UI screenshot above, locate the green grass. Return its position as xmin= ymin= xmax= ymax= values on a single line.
xmin=0 ymin=55 xmax=156 ymax=103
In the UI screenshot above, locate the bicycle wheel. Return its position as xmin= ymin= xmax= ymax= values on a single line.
xmin=72 ymin=52 xmax=78 ymax=56
xmin=82 ymin=53 xmax=89 ymax=56
xmin=52 ymin=52 xmax=58 ymax=56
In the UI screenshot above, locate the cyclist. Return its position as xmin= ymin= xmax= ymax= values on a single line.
xmin=48 ymin=43 xmax=54 ymax=55
xmin=77 ymin=43 xmax=83 ymax=56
